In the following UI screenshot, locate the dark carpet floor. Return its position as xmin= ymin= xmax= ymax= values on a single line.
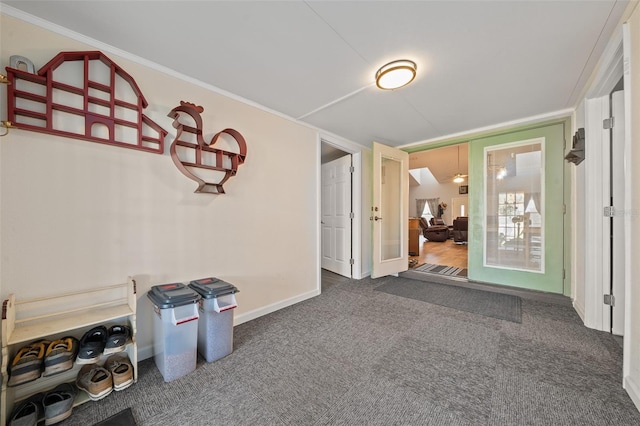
xmin=375 ymin=277 xmax=521 ymax=323
xmin=63 ymin=271 xmax=640 ymax=425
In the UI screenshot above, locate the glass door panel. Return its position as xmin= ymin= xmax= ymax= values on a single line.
xmin=381 ymin=156 xmax=402 ymax=260
xmin=484 ymin=140 xmax=544 ymax=272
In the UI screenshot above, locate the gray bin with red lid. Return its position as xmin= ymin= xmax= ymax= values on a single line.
xmin=147 ymin=283 xmax=201 ymax=382
xmin=188 ymin=277 xmax=239 ymax=362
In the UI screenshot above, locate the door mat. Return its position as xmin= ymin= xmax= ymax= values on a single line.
xmin=93 ymin=408 xmax=136 ymax=426
xmin=375 ymin=277 xmax=521 ymax=323
xmin=414 ymin=263 xmax=467 ymax=277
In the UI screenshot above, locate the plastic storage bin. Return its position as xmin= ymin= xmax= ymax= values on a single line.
xmin=147 ymin=283 xmax=201 ymax=382
xmin=189 ymin=277 xmax=239 ymax=362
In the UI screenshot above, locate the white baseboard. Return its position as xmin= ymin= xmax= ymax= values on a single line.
xmin=138 ymin=344 xmax=154 ymax=362
xmin=624 ymin=375 xmax=640 ymax=412
xmin=573 ymin=299 xmax=586 ymax=323
xmin=233 ymin=288 xmax=320 ymax=326
xmin=137 ymin=288 xmax=321 ymax=362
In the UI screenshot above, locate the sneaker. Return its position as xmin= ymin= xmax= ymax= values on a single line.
xmin=76 ymin=326 xmax=107 ymax=364
xmin=43 ymin=383 xmax=77 ymax=425
xmin=8 ymin=340 xmax=49 ymax=386
xmin=8 ymin=392 xmax=44 ymax=426
xmin=43 ymin=337 xmax=79 ymax=377
xmin=103 ymin=325 xmax=130 ymax=355
xmin=105 ymin=353 xmax=134 ymax=391
xmin=76 ymin=364 xmax=113 ymax=401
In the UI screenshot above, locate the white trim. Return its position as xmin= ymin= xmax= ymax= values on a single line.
xmin=399 ymin=108 xmax=573 ymax=150
xmin=622 ymin=20 xmax=633 ymax=382
xmin=482 ymin=137 xmax=546 ymax=274
xmin=351 ymin=152 xmax=364 ymax=279
xmin=316 ymin=136 xmax=323 ymax=287
xmin=624 ymin=375 xmax=640 ymax=413
xmin=320 ymin=134 xmax=368 ymax=280
xmin=583 ymin=96 xmax=610 ymax=331
xmin=234 ymin=289 xmax=320 ymax=326
xmin=573 ymin=299 xmax=586 ymax=323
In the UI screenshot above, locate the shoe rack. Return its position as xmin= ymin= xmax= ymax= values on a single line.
xmin=1 ymin=278 xmax=138 ymax=425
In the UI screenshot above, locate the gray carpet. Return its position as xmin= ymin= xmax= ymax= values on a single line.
xmin=415 ymin=263 xmax=468 ymax=277
xmin=375 ymin=276 xmax=522 ymax=323
xmin=61 ymin=271 xmax=640 ymax=425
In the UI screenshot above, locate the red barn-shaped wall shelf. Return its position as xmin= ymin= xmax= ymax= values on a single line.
xmin=5 ymin=51 xmax=167 ymax=153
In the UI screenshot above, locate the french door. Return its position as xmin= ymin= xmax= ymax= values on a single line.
xmin=468 ymin=123 xmax=566 ymax=293
xmin=371 ymin=142 xmax=409 ymax=278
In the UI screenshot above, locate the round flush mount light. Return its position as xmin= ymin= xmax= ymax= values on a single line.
xmin=375 ymin=60 xmax=417 ymax=90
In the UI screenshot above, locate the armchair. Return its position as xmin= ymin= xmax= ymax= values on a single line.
xmin=419 ymin=217 xmax=449 ymax=242
xmin=453 ymin=217 xmax=468 ymax=243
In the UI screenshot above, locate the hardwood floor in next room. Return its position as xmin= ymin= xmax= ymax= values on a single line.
xmin=410 ymin=236 xmax=468 ymax=269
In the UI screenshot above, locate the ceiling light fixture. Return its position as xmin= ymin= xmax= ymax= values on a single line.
xmin=375 ymin=60 xmax=417 ymax=90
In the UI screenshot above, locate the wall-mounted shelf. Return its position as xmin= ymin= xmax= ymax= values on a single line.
xmin=5 ymin=51 xmax=167 ymax=153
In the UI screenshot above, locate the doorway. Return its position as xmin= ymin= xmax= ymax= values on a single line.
xmin=320 ymin=139 xmax=364 ymax=279
xmin=408 ymin=143 xmax=469 ymax=278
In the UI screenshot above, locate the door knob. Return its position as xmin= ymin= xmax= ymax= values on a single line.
xmin=374 ymin=216 xmax=383 ymax=221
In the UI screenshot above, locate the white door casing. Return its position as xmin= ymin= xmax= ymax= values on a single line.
xmin=611 ymin=89 xmax=626 ymax=336
xmin=321 ymin=154 xmax=352 ymax=277
xmin=372 ymin=142 xmax=409 ymax=278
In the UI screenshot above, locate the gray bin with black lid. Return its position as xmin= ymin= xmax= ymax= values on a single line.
xmin=188 ymin=277 xmax=239 ymax=362
xmin=147 ymin=283 xmax=201 ymax=382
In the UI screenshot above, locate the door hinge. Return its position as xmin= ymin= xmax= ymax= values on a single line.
xmin=350 ymin=258 xmax=355 ymax=265
xmin=563 ymin=269 xmax=566 ymax=279
xmin=604 ymin=206 xmax=616 ymax=217
xmin=604 ymin=294 xmax=615 ymax=306
xmin=349 ymin=166 xmax=355 ymax=173
xmin=349 ymin=212 xmax=354 ymax=219
xmin=603 ymin=117 xmax=615 ymax=129
xmin=563 ymin=204 xmax=566 ymax=214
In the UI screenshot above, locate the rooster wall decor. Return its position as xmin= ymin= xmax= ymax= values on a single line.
xmin=168 ymin=101 xmax=247 ymax=194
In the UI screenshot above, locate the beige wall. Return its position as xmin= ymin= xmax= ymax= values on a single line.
xmin=0 ymin=15 xmax=320 ymax=358
xmin=409 ymin=168 xmax=468 ymax=225
xmin=625 ymin=2 xmax=640 ymax=409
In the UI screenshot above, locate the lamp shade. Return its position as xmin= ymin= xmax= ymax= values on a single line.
xmin=376 ymin=60 xmax=417 ymax=90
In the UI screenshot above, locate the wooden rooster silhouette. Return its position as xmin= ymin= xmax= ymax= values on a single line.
xmin=168 ymin=101 xmax=247 ymax=194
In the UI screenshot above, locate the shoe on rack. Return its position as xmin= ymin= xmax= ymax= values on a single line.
xmin=8 ymin=392 xmax=44 ymax=426
xmin=76 ymin=364 xmax=113 ymax=401
xmin=8 ymin=340 xmax=49 ymax=386
xmin=43 ymin=337 xmax=79 ymax=377
xmin=76 ymin=326 xmax=107 ymax=364
xmin=103 ymin=325 xmax=131 ymax=355
xmin=43 ymin=382 xmax=77 ymax=425
xmin=105 ymin=353 xmax=134 ymax=391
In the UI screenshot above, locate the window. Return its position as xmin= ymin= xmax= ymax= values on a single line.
xmin=421 ymin=203 xmax=434 ymax=223
xmin=485 ymin=139 xmax=544 ymax=272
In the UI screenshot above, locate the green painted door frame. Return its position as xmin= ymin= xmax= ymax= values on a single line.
xmin=468 ymin=122 xmax=567 ymax=294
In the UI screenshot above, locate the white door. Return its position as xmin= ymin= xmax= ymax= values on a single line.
xmin=321 ymin=154 xmax=352 ymax=277
xmin=372 ymin=142 xmax=409 ymax=278
xmin=611 ymin=89 xmax=626 ymax=336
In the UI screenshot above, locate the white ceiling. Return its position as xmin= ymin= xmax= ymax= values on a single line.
xmin=410 ymin=143 xmax=469 ymax=184
xmin=1 ymin=1 xmax=630 ymax=148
